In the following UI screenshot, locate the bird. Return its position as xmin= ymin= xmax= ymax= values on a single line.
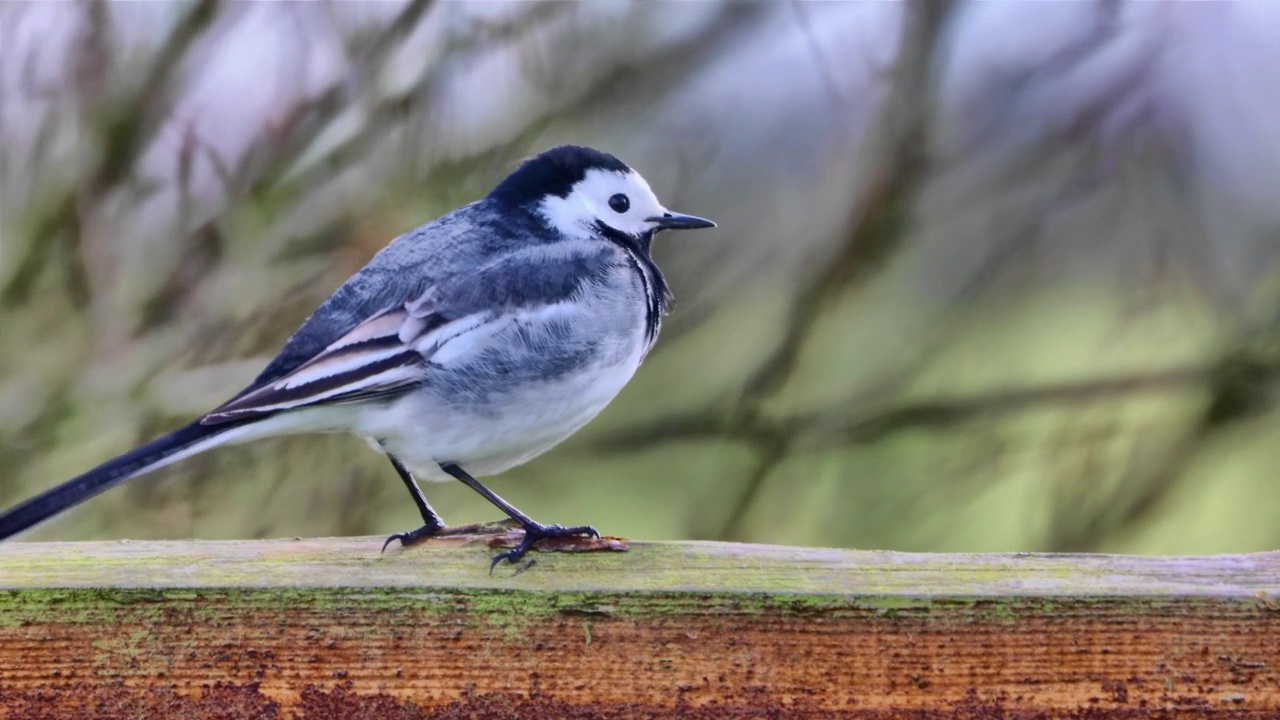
xmin=0 ymin=145 xmax=715 ymax=569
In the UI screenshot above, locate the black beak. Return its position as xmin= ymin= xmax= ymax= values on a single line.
xmin=648 ymin=211 xmax=716 ymax=231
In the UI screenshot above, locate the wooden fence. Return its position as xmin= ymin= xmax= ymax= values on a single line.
xmin=2 ymin=533 xmax=1278 ymax=718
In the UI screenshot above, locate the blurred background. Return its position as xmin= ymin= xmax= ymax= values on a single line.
xmin=2 ymin=1 xmax=1278 ymax=553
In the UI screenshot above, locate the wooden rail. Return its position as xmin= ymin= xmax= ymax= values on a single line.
xmin=1 ymin=533 xmax=1278 ymax=718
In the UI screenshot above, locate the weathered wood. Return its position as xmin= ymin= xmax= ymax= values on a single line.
xmin=1 ymin=536 xmax=1278 ymax=719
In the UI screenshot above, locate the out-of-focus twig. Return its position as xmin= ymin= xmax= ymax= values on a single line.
xmin=712 ymin=0 xmax=955 ymax=539
xmin=588 ymin=306 xmax=1280 ymax=548
xmin=559 ymin=0 xmax=956 ymax=540
xmin=590 ymin=365 xmax=1212 ymax=455
xmin=1045 ymin=324 xmax=1280 ymax=551
xmin=91 ymin=0 xmax=220 ymax=191
xmin=237 ymin=0 xmax=438 ymax=203
xmin=0 ymin=0 xmax=220 ymax=309
xmin=739 ymin=1 xmax=948 ymax=404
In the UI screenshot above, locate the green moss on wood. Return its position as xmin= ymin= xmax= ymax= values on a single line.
xmin=2 ymin=539 xmax=1277 ymax=619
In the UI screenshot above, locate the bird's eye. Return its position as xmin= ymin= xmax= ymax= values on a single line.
xmin=608 ymin=193 xmax=630 ymax=213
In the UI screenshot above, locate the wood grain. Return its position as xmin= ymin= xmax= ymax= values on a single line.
xmin=1 ymin=536 xmax=1278 ymax=719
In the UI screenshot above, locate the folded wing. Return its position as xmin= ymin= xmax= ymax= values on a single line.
xmin=202 ymin=242 xmax=611 ymax=425
xmin=202 ymin=304 xmax=449 ymax=424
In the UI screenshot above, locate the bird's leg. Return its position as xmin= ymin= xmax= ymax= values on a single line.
xmin=381 ymin=452 xmax=447 ymax=551
xmin=439 ymin=462 xmax=599 ymax=571
xmin=380 ymin=452 xmax=517 ymax=552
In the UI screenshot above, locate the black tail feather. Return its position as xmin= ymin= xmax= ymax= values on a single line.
xmin=0 ymin=420 xmax=236 ymax=540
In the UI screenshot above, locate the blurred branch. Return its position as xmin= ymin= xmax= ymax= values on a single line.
xmin=740 ymin=1 xmax=948 ymax=404
xmin=593 ymin=366 xmax=1209 ymax=455
xmin=238 ymin=0 xmax=437 ymax=203
xmin=797 ymin=368 xmax=1212 ymax=448
xmin=787 ymin=0 xmax=851 ymax=111
xmin=573 ymin=0 xmax=957 ymax=540
xmin=94 ymin=0 xmax=440 ymax=332
xmin=613 ymin=326 xmax=1280 ymax=447
xmin=715 ymin=0 xmax=956 ymax=539
xmin=91 ymin=0 xmax=220 ymax=192
xmin=0 ymin=0 xmax=220 ymax=309
xmin=1046 ymin=325 xmax=1280 ymax=551
xmin=588 ymin=0 xmax=1250 ymax=547
xmin=592 ymin=324 xmax=1280 ymax=546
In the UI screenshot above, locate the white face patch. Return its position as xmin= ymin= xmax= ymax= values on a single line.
xmin=537 ymin=168 xmax=668 ymax=240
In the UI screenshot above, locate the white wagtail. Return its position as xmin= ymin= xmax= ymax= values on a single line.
xmin=0 ymin=145 xmax=715 ymax=568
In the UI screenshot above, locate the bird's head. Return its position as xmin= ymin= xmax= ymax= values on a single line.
xmin=488 ymin=145 xmax=715 ymax=245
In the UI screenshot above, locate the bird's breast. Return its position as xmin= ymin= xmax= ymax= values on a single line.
xmin=371 ymin=335 xmax=645 ymax=479
xmin=363 ymin=262 xmax=653 ymax=477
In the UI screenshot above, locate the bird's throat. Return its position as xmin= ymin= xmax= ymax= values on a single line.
xmin=592 ymin=222 xmax=670 ymax=346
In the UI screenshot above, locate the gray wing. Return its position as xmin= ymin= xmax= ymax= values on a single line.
xmin=202 ymin=240 xmax=616 ymax=424
xmin=247 ymin=207 xmax=489 ymax=388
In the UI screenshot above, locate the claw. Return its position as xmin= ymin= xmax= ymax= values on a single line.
xmin=380 ymin=522 xmax=443 ymax=553
xmin=488 ymin=548 xmax=522 ymax=574
xmin=488 ymin=523 xmax=599 ymax=574
xmin=383 ymin=519 xmax=522 ymax=554
xmin=381 ymin=531 xmax=416 ymax=553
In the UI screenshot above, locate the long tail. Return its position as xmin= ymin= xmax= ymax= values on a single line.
xmin=0 ymin=419 xmax=244 ymax=539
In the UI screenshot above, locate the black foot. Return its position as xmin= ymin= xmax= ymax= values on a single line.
xmin=489 ymin=522 xmax=600 ymax=573
xmin=382 ymin=519 xmax=521 ymax=553
xmin=381 ymin=523 xmax=442 ymax=553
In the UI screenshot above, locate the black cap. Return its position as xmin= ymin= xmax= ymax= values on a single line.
xmin=488 ymin=145 xmax=632 ymax=206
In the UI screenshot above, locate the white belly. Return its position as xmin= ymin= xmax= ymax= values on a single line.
xmin=358 ymin=348 xmax=642 ymax=480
